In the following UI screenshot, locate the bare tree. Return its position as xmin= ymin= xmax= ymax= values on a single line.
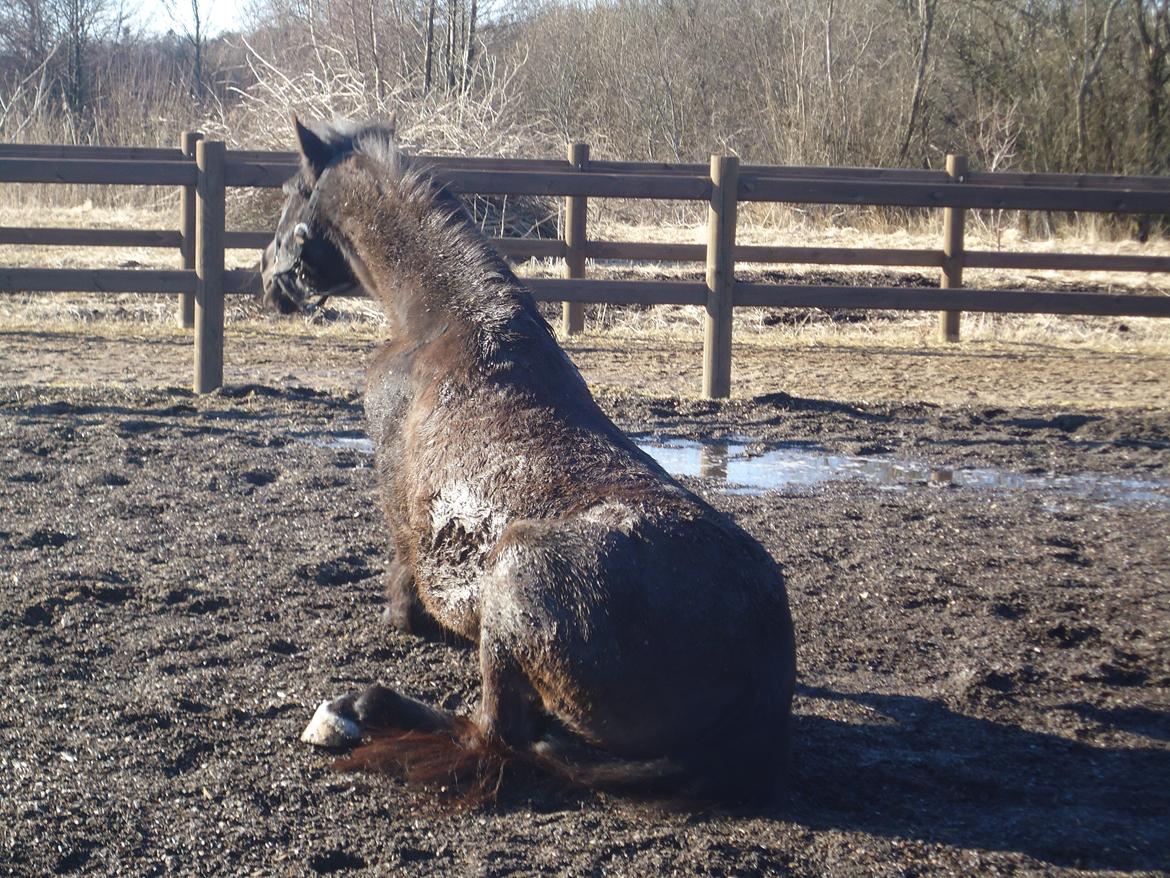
xmin=461 ymin=0 xmax=477 ymax=93
xmin=423 ymin=0 xmax=437 ymax=92
xmin=445 ymin=0 xmax=456 ymax=90
xmin=897 ymin=0 xmax=939 ymax=163
xmin=163 ymin=0 xmax=210 ymax=100
xmin=1132 ymin=0 xmax=1170 ymax=238
xmin=7 ymin=0 xmax=1169 ymax=214
xmin=1134 ymin=0 xmax=1170 ymax=173
xmin=1074 ymin=0 xmax=1124 ymax=169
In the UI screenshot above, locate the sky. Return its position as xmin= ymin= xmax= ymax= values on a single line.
xmin=135 ymin=0 xmax=249 ymax=38
xmin=133 ymin=0 xmax=520 ymax=39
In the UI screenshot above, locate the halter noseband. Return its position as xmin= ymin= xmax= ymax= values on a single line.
xmin=272 ymin=220 xmax=332 ymax=314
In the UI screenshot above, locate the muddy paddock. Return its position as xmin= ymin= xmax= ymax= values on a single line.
xmin=1 ymin=320 xmax=1169 ymax=876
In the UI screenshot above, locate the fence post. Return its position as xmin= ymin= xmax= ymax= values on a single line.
xmin=703 ymin=154 xmax=738 ymax=400
xmin=562 ymin=141 xmax=589 ymax=336
xmin=177 ymin=130 xmax=203 ymax=328
xmin=939 ymin=153 xmax=968 ymax=343
xmin=194 ymin=140 xmax=225 ymax=393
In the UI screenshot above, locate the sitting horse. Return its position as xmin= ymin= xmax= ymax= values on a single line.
xmin=264 ymin=117 xmax=796 ymax=802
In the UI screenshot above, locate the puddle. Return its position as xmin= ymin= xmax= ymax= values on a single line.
xmin=289 ymin=430 xmax=1170 ymax=507
xmin=290 ymin=431 xmax=375 ymax=454
xmin=634 ymin=435 xmax=1170 ymax=507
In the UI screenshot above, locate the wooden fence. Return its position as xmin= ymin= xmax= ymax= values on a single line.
xmin=2 ymin=135 xmax=1169 ymax=397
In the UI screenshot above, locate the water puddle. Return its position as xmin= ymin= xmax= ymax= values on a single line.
xmin=289 ymin=430 xmax=1170 ymax=507
xmin=633 ymin=435 xmax=1170 ymax=507
xmin=290 ymin=430 xmax=375 ymax=454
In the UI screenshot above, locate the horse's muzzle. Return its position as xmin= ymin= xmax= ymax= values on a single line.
xmin=263 ymin=270 xmax=308 ymax=314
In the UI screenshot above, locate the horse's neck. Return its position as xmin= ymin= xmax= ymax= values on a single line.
xmin=336 ymin=205 xmax=527 ymax=356
xmin=327 ymin=179 xmax=588 ymax=402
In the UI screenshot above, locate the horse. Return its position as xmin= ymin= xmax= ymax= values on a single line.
xmin=263 ymin=116 xmax=797 ymax=803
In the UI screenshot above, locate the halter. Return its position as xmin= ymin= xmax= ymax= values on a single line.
xmin=271 ymin=163 xmax=359 ymax=314
xmin=272 ymin=220 xmax=332 ymax=314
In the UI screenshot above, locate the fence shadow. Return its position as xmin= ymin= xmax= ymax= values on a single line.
xmin=779 ymin=685 xmax=1170 ymax=871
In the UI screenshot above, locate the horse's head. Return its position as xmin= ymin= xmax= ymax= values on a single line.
xmin=262 ymin=116 xmax=386 ymax=314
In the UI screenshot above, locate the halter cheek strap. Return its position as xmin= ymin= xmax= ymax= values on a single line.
xmin=279 ymin=162 xmax=333 ymax=273
xmin=274 ymin=167 xmax=345 ymax=313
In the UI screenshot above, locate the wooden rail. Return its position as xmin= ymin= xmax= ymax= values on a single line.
xmin=1 ymin=136 xmax=1168 ymax=397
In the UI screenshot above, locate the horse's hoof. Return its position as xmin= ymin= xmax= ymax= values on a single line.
xmin=300 ymin=699 xmax=362 ymax=747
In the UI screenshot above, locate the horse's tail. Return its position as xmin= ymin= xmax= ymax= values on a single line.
xmin=334 ymin=717 xmax=513 ymax=806
xmin=530 ymin=739 xmax=691 ymax=798
xmin=334 ymin=719 xmax=782 ymax=806
xmin=330 ymin=661 xmax=790 ymax=805
xmin=333 ymin=721 xmax=691 ymax=805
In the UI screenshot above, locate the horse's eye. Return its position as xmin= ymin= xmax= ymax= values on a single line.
xmin=293 ymin=222 xmax=309 ymax=244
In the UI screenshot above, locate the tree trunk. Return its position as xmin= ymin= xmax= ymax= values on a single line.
xmin=445 ymin=0 xmax=456 ymax=91
xmin=1075 ymin=0 xmax=1123 ymax=171
xmin=823 ymin=0 xmax=834 ymax=104
xmin=1135 ymin=0 xmax=1170 ymax=173
xmin=897 ymin=0 xmax=936 ymax=164
xmin=367 ymin=0 xmax=383 ymax=102
xmin=349 ymin=0 xmax=366 ymax=85
xmin=190 ymin=0 xmax=204 ymax=101
xmin=1133 ymin=0 xmax=1170 ymax=239
xmin=423 ymin=0 xmax=436 ymax=93
xmin=461 ymin=0 xmax=477 ymax=93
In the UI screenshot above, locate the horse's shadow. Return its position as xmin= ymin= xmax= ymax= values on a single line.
xmin=778 ymin=685 xmax=1170 ymax=871
xmin=485 ymin=685 xmax=1167 ymax=870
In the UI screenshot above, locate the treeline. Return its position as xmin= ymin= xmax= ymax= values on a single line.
xmin=517 ymin=0 xmax=1170 ymax=176
xmin=0 ymin=0 xmax=248 ymax=145
xmin=1 ymin=0 xmax=1168 ymax=177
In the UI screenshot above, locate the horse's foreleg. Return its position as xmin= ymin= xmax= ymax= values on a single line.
xmin=381 ymin=560 xmax=450 ymax=642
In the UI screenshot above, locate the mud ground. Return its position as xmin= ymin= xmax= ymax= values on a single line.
xmin=1 ymin=313 xmax=1169 ymax=876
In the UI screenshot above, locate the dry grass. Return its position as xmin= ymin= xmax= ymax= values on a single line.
xmin=2 ymin=202 xmax=1168 ymax=358
xmin=587 ymin=213 xmax=1170 ymax=292
xmin=545 ymin=303 xmax=1170 ymax=361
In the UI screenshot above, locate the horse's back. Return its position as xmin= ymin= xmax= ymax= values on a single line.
xmin=365 ymin=326 xmax=795 ymax=798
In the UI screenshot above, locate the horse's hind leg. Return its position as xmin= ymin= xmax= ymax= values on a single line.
xmin=302 ymin=628 xmax=543 ymax=752
xmin=302 ymin=638 xmax=542 ymax=748
xmin=301 ymin=682 xmax=456 ymax=747
xmin=341 ymin=683 xmax=456 ymax=732
xmin=475 ymin=637 xmax=541 ymax=749
xmin=471 ymin=546 xmax=555 ymax=750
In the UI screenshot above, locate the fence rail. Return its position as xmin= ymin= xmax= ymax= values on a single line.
xmin=1 ymin=136 xmax=1169 ymax=397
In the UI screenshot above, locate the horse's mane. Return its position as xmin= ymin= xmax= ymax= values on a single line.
xmin=308 ymin=119 xmax=552 ymax=361
xmin=311 ymin=119 xmax=407 ymax=177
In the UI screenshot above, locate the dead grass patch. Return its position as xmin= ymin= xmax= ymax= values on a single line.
xmin=2 ymin=204 xmax=1168 ymax=357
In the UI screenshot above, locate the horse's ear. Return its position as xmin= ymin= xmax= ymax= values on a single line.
xmin=291 ymin=114 xmax=333 ymax=180
xmin=387 ymin=113 xmax=397 ymax=139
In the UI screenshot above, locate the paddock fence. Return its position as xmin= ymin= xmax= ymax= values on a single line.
xmin=2 ymin=135 xmax=1169 ymax=397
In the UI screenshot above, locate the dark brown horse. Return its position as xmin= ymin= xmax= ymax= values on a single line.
xmin=265 ymin=117 xmax=796 ymax=802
